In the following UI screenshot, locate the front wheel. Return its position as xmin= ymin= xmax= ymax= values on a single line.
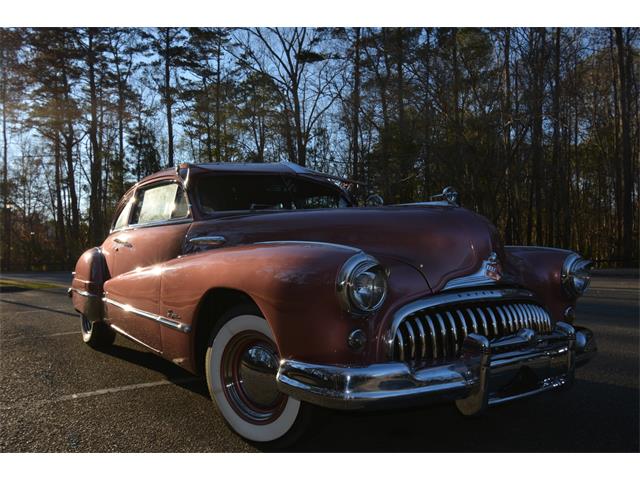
xmin=205 ymin=306 xmax=315 ymax=447
xmin=80 ymin=314 xmax=115 ymax=349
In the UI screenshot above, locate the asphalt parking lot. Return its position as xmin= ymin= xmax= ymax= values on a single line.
xmin=0 ymin=272 xmax=638 ymax=452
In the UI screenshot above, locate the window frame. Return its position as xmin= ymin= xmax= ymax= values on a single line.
xmin=110 ymin=191 xmax=136 ymax=234
xmin=121 ymin=180 xmax=192 ymax=231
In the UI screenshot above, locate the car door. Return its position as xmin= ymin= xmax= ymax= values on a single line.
xmin=104 ymin=180 xmax=191 ymax=352
xmin=111 ymin=181 xmax=191 ymax=277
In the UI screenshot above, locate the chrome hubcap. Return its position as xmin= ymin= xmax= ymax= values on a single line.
xmin=238 ymin=345 xmax=281 ymax=407
xmin=221 ymin=331 xmax=286 ymax=424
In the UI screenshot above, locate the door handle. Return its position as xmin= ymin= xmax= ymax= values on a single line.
xmin=189 ymin=236 xmax=226 ymax=247
xmin=114 ymin=237 xmax=133 ymax=248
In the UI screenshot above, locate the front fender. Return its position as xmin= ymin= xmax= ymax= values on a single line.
xmin=504 ymin=246 xmax=578 ymax=321
xmin=160 ymin=242 xmax=372 ymax=370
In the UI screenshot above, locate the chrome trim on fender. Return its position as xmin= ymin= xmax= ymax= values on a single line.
xmin=69 ymin=287 xmax=97 ymax=298
xmin=336 ymin=252 xmax=388 ymax=315
xmin=253 ymin=240 xmax=361 ymax=253
xmin=109 ymin=323 xmax=162 ymax=354
xmin=69 ymin=288 xmax=103 ymax=323
xmin=561 ymin=253 xmax=593 ymax=297
xmin=103 ymin=297 xmax=191 ymax=333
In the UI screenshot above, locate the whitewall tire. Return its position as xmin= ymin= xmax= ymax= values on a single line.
xmin=205 ymin=307 xmax=311 ymax=445
xmin=80 ymin=314 xmax=115 ymax=349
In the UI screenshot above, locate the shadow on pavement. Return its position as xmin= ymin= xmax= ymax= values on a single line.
xmin=283 ymin=379 xmax=639 ymax=453
xmin=101 ymin=343 xmax=209 ymax=399
xmin=0 ymin=298 xmax=78 ymax=317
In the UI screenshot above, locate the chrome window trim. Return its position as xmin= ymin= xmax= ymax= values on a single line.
xmin=103 ymin=297 xmax=191 ymax=333
xmin=126 ymin=217 xmax=193 ymax=231
xmin=386 ymin=288 xmax=537 ymax=358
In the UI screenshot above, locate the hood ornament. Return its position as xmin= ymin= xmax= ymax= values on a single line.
xmin=484 ymin=252 xmax=502 ymax=281
xmin=443 ymin=251 xmax=503 ymax=291
xmin=429 ymin=186 xmax=459 ymax=206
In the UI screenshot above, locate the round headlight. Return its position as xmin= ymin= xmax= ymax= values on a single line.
xmin=337 ymin=253 xmax=388 ymax=314
xmin=562 ymin=253 xmax=593 ymax=297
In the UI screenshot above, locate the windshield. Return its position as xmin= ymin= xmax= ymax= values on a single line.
xmin=196 ymin=174 xmax=351 ymax=214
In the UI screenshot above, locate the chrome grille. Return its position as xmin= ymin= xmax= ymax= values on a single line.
xmin=392 ymin=301 xmax=553 ymax=363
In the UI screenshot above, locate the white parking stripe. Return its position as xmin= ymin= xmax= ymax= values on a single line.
xmin=0 ymin=309 xmax=51 ymax=315
xmin=0 ymin=377 xmax=199 ymax=411
xmin=0 ymin=331 xmax=80 ymax=342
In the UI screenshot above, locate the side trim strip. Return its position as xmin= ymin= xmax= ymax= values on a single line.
xmin=69 ymin=288 xmax=98 ymax=298
xmin=109 ymin=324 xmax=162 ymax=354
xmin=253 ymin=240 xmax=361 ymax=252
xmin=103 ymin=298 xmax=191 ymax=333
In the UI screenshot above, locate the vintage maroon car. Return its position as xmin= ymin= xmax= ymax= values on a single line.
xmin=69 ymin=162 xmax=596 ymax=445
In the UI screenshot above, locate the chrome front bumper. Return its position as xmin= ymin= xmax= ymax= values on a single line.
xmin=276 ymin=322 xmax=596 ymax=415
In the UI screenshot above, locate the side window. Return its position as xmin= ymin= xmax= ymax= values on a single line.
xmin=112 ymin=196 xmax=133 ymax=230
xmin=131 ymin=183 xmax=189 ymax=226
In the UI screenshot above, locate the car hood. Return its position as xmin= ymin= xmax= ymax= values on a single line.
xmin=186 ymin=205 xmax=505 ymax=292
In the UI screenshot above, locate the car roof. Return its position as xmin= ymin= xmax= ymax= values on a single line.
xmin=138 ymin=161 xmax=351 ymax=186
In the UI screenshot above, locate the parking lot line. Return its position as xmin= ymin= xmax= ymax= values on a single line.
xmin=0 ymin=377 xmax=199 ymax=411
xmin=0 ymin=331 xmax=80 ymax=342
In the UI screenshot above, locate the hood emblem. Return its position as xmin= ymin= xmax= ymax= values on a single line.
xmin=483 ymin=252 xmax=502 ymax=281
xmin=442 ymin=251 xmax=503 ymax=291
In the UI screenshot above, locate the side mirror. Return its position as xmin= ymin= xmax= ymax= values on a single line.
xmin=365 ymin=194 xmax=384 ymax=207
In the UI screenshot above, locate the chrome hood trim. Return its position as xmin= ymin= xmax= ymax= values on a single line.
xmin=443 ymin=251 xmax=503 ymax=291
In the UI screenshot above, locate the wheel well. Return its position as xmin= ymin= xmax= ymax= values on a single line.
xmin=193 ymin=288 xmax=259 ymax=375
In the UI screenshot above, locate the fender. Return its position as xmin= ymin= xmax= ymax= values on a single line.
xmin=504 ymin=246 xmax=576 ymax=321
xmin=103 ymin=241 xmax=429 ymax=373
xmin=70 ymin=247 xmax=109 ymax=323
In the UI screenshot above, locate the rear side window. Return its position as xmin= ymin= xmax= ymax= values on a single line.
xmin=131 ymin=183 xmax=189 ymax=225
xmin=196 ymin=174 xmax=350 ymax=213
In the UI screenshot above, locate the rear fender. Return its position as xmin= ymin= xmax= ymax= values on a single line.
xmin=70 ymin=247 xmax=109 ymax=323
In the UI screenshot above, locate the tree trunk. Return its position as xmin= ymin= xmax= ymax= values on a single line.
xmin=550 ymin=28 xmax=561 ymax=246
xmin=422 ymin=28 xmax=432 ymax=198
xmin=54 ymin=135 xmax=66 ymax=264
xmin=615 ymin=28 xmax=634 ymax=266
xmin=530 ymin=28 xmax=545 ymax=245
xmin=215 ymin=37 xmax=222 ymax=162
xmin=164 ymin=29 xmax=175 ymax=167
xmin=351 ymin=27 xmax=361 ymax=183
xmin=116 ymin=79 xmax=126 ymax=198
xmin=87 ymin=29 xmax=103 ymax=245
xmin=1 ymin=46 xmax=9 ymax=271
xmin=503 ymin=28 xmax=515 ymax=245
xmin=292 ymin=83 xmax=305 ymax=166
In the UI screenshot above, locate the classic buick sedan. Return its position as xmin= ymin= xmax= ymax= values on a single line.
xmin=69 ymin=161 xmax=596 ymax=446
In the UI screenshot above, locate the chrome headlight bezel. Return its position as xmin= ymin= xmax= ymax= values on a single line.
xmin=562 ymin=253 xmax=593 ymax=297
xmin=337 ymin=252 xmax=388 ymax=315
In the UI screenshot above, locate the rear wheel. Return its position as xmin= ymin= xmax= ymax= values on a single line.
xmin=205 ymin=305 xmax=315 ymax=447
xmin=80 ymin=314 xmax=115 ymax=349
